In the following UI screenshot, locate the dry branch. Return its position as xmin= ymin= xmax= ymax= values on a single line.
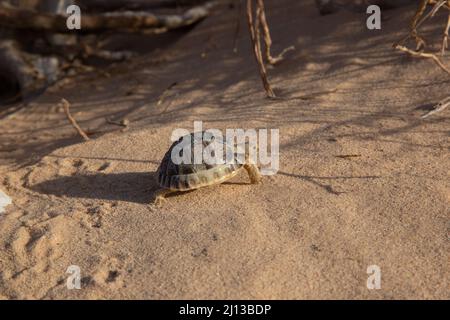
xmin=396 ymin=0 xmax=448 ymax=49
xmin=409 ymin=0 xmax=432 ymax=50
xmin=246 ymin=0 xmax=275 ymax=98
xmin=441 ymin=11 xmax=450 ymax=55
xmin=394 ymin=1 xmax=450 ymax=75
xmin=421 ymin=96 xmax=450 ymax=118
xmin=256 ymin=0 xmax=294 ymax=65
xmin=61 ymin=99 xmax=90 ymax=141
xmin=395 ymin=44 xmax=450 ymax=74
xmin=77 ymin=0 xmax=209 ymax=12
xmin=0 ymin=1 xmax=216 ymax=33
xmin=157 ymin=82 xmax=178 ymax=106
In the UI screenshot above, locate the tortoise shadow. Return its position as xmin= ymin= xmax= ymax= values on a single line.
xmin=31 ymin=171 xmax=161 ymax=204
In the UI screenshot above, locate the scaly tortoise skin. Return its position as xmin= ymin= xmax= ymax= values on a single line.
xmin=154 ymin=131 xmax=261 ymax=205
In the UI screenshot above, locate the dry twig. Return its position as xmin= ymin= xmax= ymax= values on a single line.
xmin=0 ymin=1 xmax=216 ymax=33
xmin=246 ymin=0 xmax=275 ymax=98
xmin=421 ymin=96 xmax=450 ymax=118
xmin=441 ymin=11 xmax=450 ymax=55
xmin=157 ymin=82 xmax=178 ymax=106
xmin=246 ymin=0 xmax=294 ymax=97
xmin=395 ymin=44 xmax=450 ymax=74
xmin=410 ymin=0 xmax=434 ymax=50
xmin=61 ymin=99 xmax=90 ymax=141
xmin=396 ymin=1 xmax=447 ymax=46
xmin=256 ymin=0 xmax=294 ymax=65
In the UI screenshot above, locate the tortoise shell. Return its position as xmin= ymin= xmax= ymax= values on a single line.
xmin=156 ymin=131 xmax=244 ymax=191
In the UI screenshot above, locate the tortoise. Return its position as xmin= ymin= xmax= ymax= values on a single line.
xmin=154 ymin=131 xmax=261 ymax=205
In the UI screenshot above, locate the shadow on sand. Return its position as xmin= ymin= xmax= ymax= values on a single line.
xmin=31 ymin=171 xmax=160 ymax=204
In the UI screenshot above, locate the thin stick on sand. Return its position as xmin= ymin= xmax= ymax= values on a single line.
xmin=400 ymin=0 xmax=447 ymax=50
xmin=157 ymin=82 xmax=178 ymax=106
xmin=395 ymin=0 xmax=448 ymax=50
xmin=441 ymin=12 xmax=450 ymax=55
xmin=395 ymin=44 xmax=450 ymax=75
xmin=246 ymin=0 xmax=275 ymax=98
xmin=61 ymin=99 xmax=90 ymax=141
xmin=256 ymin=0 xmax=294 ymax=65
xmin=422 ymin=96 xmax=450 ymax=118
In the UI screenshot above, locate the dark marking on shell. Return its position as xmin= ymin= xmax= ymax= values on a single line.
xmin=170 ymin=176 xmax=179 ymax=190
xmin=182 ymin=179 xmax=190 ymax=190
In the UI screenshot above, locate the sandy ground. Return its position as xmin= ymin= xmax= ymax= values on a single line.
xmin=0 ymin=1 xmax=449 ymax=299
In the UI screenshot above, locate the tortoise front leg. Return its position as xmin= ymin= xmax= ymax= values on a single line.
xmin=153 ymin=189 xmax=173 ymax=206
xmin=244 ymin=164 xmax=262 ymax=184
